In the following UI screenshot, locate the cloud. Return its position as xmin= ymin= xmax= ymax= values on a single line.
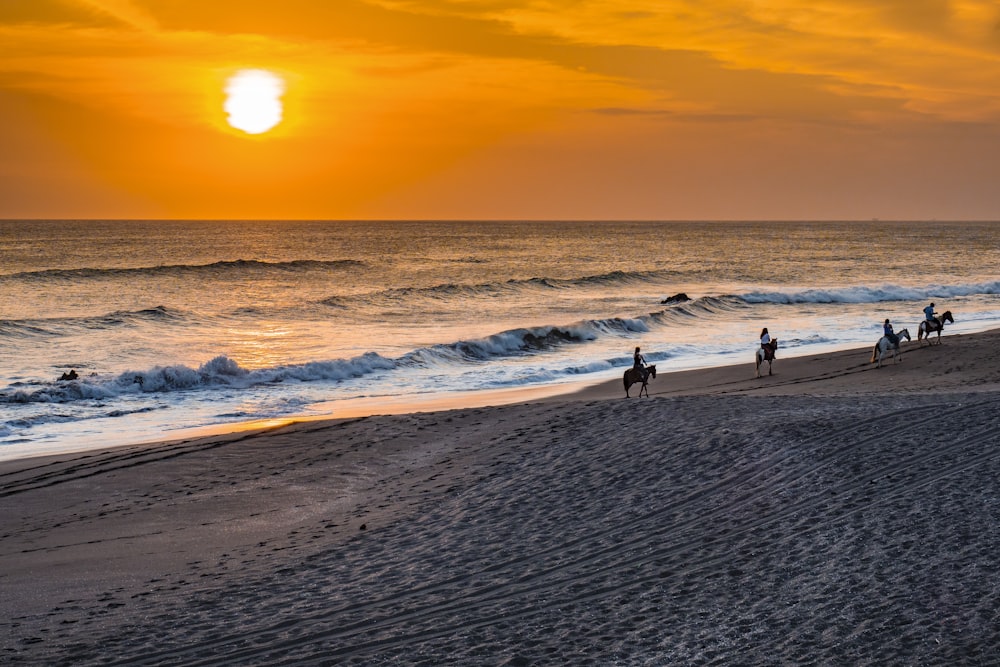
xmin=4 ymin=0 xmax=1000 ymax=219
xmin=74 ymin=0 xmax=159 ymax=31
xmin=0 ymin=0 xmax=116 ymax=27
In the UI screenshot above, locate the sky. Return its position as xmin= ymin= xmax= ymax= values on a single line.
xmin=2 ymin=0 xmax=1000 ymax=220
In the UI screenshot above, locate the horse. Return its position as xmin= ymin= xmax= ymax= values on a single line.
xmin=623 ymin=364 xmax=656 ymax=398
xmin=870 ymin=328 xmax=910 ymax=368
xmin=755 ymin=339 xmax=778 ymax=378
xmin=917 ymin=310 xmax=954 ymax=346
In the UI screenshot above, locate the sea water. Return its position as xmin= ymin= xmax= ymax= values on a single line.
xmin=2 ymin=220 xmax=998 ymax=459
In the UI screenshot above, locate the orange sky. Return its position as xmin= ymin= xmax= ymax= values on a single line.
xmin=2 ymin=0 xmax=1000 ymax=220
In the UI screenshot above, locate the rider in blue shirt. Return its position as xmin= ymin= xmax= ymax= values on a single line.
xmin=924 ymin=302 xmax=936 ymax=322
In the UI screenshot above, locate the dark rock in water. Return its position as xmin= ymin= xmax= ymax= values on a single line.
xmin=661 ymin=293 xmax=690 ymax=305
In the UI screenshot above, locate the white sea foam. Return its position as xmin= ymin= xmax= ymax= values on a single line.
xmin=741 ymin=281 xmax=1000 ymax=305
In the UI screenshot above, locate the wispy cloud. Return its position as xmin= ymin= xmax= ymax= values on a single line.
xmin=74 ymin=0 xmax=159 ymax=31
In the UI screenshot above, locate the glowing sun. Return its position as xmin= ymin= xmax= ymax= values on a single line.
xmin=224 ymin=69 xmax=284 ymax=135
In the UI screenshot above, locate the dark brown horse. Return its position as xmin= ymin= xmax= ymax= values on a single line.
xmin=917 ymin=310 xmax=954 ymax=346
xmin=755 ymin=339 xmax=778 ymax=377
xmin=623 ymin=364 xmax=656 ymax=397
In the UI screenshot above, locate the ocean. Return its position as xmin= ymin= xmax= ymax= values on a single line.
xmin=2 ymin=219 xmax=998 ymax=460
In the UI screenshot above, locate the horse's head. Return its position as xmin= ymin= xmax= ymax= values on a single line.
xmin=647 ymin=365 xmax=656 ymax=379
xmin=942 ymin=311 xmax=954 ymax=324
xmin=898 ymin=328 xmax=911 ymax=341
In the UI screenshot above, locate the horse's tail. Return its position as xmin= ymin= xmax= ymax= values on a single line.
xmin=870 ymin=343 xmax=878 ymax=364
xmin=917 ymin=322 xmax=925 ymax=341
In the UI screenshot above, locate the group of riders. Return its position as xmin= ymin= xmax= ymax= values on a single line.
xmin=629 ymin=301 xmax=946 ymax=380
xmin=882 ymin=301 xmax=939 ymax=347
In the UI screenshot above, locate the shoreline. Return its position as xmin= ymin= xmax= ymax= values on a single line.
xmin=3 ymin=327 xmax=999 ymax=663
xmin=3 ymin=328 xmax=998 ymax=465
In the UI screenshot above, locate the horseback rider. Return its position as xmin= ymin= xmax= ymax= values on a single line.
xmin=883 ymin=319 xmax=899 ymax=346
xmin=633 ymin=346 xmax=648 ymax=381
xmin=924 ymin=302 xmax=937 ymax=323
xmin=759 ymin=327 xmax=776 ymax=361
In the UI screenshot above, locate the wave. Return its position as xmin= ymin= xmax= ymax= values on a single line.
xmin=4 ymin=405 xmax=163 ymax=431
xmin=321 ymin=269 xmax=677 ymax=306
xmin=738 ymin=281 xmax=1000 ymax=305
xmin=3 ymin=259 xmax=366 ymax=283
xmin=0 ymin=290 xmax=838 ymax=405
xmin=0 ymin=306 xmax=185 ymax=339
xmin=321 ymin=274 xmax=1000 ymax=315
xmin=0 ymin=315 xmax=653 ymax=405
xmin=3 ymin=280 xmax=996 ymax=406
xmin=1 ymin=353 xmax=399 ymax=405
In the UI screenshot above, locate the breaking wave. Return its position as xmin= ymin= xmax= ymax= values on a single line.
xmin=0 ymin=316 xmax=651 ymax=405
xmin=738 ymin=281 xmax=1000 ymax=305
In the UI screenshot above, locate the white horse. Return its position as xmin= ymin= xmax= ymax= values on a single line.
xmin=870 ymin=328 xmax=910 ymax=368
xmin=755 ymin=339 xmax=778 ymax=378
xmin=917 ymin=311 xmax=954 ymax=346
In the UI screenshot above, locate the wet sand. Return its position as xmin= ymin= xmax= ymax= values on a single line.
xmin=3 ymin=329 xmax=999 ymax=665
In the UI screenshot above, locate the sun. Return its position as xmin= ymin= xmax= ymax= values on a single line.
xmin=224 ymin=69 xmax=285 ymax=135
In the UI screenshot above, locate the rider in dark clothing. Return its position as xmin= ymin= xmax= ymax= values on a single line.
xmin=883 ymin=319 xmax=899 ymax=346
xmin=633 ymin=346 xmax=648 ymax=380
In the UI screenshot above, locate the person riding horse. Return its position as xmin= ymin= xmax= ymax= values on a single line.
xmin=760 ymin=328 xmax=776 ymax=360
xmin=755 ymin=328 xmax=779 ymax=377
xmin=633 ymin=346 xmax=649 ymax=382
xmin=883 ymin=319 xmax=899 ymax=346
xmin=924 ymin=302 xmax=937 ymax=324
xmin=918 ymin=307 xmax=954 ymax=344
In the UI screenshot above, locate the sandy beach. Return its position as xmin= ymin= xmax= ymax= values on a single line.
xmin=3 ymin=329 xmax=999 ymax=665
